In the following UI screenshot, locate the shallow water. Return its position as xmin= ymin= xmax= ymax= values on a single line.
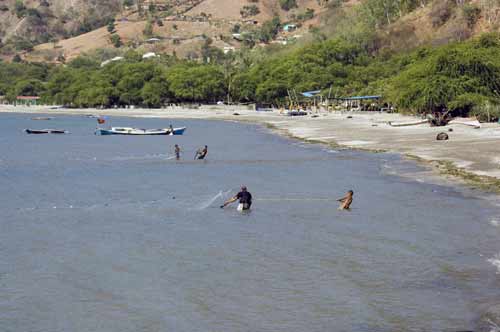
xmin=1 ymin=113 xmax=500 ymax=332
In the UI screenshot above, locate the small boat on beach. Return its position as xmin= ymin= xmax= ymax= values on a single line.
xmin=448 ymin=118 xmax=481 ymax=129
xmin=25 ymin=129 xmax=69 ymax=134
xmin=284 ymin=110 xmax=308 ymax=116
xmin=95 ymin=127 xmax=186 ymax=136
xmin=388 ymin=119 xmax=429 ymax=127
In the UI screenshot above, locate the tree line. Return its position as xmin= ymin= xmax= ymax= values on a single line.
xmin=0 ymin=33 xmax=499 ymax=120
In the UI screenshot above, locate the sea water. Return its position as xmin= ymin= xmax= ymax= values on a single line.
xmin=1 ymin=113 xmax=500 ymax=332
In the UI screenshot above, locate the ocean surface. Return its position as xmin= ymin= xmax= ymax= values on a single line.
xmin=1 ymin=113 xmax=500 ymax=332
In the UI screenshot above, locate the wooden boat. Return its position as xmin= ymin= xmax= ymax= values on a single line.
xmin=31 ymin=117 xmax=52 ymax=120
xmin=25 ymin=129 xmax=68 ymax=134
xmin=95 ymin=127 xmax=186 ymax=136
xmin=388 ymin=119 xmax=429 ymax=127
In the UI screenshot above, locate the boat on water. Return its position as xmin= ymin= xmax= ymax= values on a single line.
xmin=95 ymin=127 xmax=186 ymax=136
xmin=31 ymin=117 xmax=52 ymax=121
xmin=25 ymin=129 xmax=69 ymax=134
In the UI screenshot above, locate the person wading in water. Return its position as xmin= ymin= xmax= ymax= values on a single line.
xmin=174 ymin=144 xmax=181 ymax=160
xmin=337 ymin=190 xmax=353 ymax=210
xmin=195 ymin=145 xmax=208 ymax=160
xmin=221 ymin=186 xmax=252 ymax=211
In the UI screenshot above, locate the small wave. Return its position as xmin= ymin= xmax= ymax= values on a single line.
xmin=490 ymin=219 xmax=500 ymax=227
xmin=193 ymin=190 xmax=232 ymax=211
xmin=487 ymin=253 xmax=500 ymax=274
xmin=68 ymin=154 xmax=174 ymax=162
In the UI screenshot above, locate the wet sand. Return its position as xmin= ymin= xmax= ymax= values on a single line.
xmin=3 ymin=104 xmax=500 ymax=190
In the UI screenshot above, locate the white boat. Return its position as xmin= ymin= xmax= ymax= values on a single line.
xmin=388 ymin=119 xmax=429 ymax=127
xmin=95 ymin=127 xmax=186 ymax=136
xmin=448 ymin=118 xmax=481 ymax=129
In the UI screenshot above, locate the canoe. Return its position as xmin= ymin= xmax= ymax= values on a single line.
xmin=448 ymin=118 xmax=481 ymax=129
xmin=284 ymin=110 xmax=308 ymax=116
xmin=25 ymin=129 xmax=68 ymax=134
xmin=388 ymin=119 xmax=429 ymax=127
xmin=95 ymin=127 xmax=186 ymax=136
xmin=31 ymin=117 xmax=52 ymax=120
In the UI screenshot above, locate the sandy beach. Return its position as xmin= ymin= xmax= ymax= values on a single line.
xmin=3 ymin=104 xmax=500 ymax=191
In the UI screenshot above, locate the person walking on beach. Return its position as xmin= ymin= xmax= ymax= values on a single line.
xmin=174 ymin=144 xmax=181 ymax=160
xmin=195 ymin=145 xmax=208 ymax=160
xmin=337 ymin=190 xmax=353 ymax=210
xmin=221 ymin=186 xmax=252 ymax=211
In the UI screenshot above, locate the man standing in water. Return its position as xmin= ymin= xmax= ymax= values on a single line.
xmin=337 ymin=190 xmax=353 ymax=210
xmin=221 ymin=186 xmax=252 ymax=211
xmin=195 ymin=145 xmax=208 ymax=160
xmin=174 ymin=144 xmax=181 ymax=160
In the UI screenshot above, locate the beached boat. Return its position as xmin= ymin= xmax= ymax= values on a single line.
xmin=31 ymin=117 xmax=52 ymax=121
xmin=448 ymin=118 xmax=481 ymax=129
xmin=25 ymin=129 xmax=68 ymax=134
xmin=284 ymin=110 xmax=308 ymax=116
xmin=95 ymin=127 xmax=186 ymax=136
xmin=388 ymin=119 xmax=429 ymax=127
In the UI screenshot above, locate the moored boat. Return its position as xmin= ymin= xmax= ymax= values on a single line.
xmin=25 ymin=129 xmax=69 ymax=134
xmin=95 ymin=126 xmax=186 ymax=136
xmin=31 ymin=117 xmax=52 ymax=120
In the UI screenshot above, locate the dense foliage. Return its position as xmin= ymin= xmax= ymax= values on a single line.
xmin=1 ymin=33 xmax=499 ymax=118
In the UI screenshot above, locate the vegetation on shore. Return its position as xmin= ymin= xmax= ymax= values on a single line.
xmin=0 ymin=32 xmax=499 ymax=120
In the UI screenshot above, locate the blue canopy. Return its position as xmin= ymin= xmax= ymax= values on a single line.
xmin=337 ymin=95 xmax=381 ymax=100
xmin=301 ymin=90 xmax=322 ymax=98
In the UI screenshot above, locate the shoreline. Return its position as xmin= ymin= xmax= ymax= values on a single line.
xmin=3 ymin=104 xmax=500 ymax=194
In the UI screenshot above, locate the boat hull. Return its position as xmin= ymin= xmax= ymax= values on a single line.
xmin=95 ymin=127 xmax=186 ymax=136
xmin=25 ymin=129 xmax=68 ymax=134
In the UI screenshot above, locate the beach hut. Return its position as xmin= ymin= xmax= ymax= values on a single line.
xmin=16 ymin=96 xmax=40 ymax=106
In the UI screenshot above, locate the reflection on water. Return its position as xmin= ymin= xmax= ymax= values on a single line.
xmin=1 ymin=114 xmax=500 ymax=332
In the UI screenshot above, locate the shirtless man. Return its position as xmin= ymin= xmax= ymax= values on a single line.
xmin=174 ymin=144 xmax=181 ymax=160
xmin=195 ymin=145 xmax=208 ymax=160
xmin=337 ymin=190 xmax=353 ymax=210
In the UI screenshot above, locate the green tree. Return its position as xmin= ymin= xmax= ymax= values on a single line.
xmin=279 ymin=0 xmax=297 ymax=10
xmin=107 ymin=19 xmax=116 ymax=33
xmin=110 ymin=34 xmax=122 ymax=48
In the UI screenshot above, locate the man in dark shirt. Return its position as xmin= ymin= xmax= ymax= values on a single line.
xmin=221 ymin=186 xmax=252 ymax=211
xmin=195 ymin=145 xmax=208 ymax=160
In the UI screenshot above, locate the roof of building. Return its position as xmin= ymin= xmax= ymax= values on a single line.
xmin=337 ymin=95 xmax=382 ymax=100
xmin=17 ymin=96 xmax=40 ymax=100
xmin=301 ymin=90 xmax=322 ymax=98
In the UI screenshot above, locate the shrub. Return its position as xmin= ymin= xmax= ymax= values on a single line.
xmin=240 ymin=5 xmax=260 ymax=17
xmin=279 ymin=0 xmax=297 ymax=11
xmin=462 ymin=4 xmax=481 ymax=28
xmin=14 ymin=0 xmax=26 ymax=18
xmin=430 ymin=0 xmax=455 ymax=27
xmin=110 ymin=34 xmax=122 ymax=48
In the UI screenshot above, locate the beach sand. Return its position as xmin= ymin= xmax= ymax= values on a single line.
xmin=4 ymin=104 xmax=500 ymax=191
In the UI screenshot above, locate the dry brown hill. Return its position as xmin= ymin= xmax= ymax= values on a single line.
xmin=2 ymin=0 xmax=498 ymax=62
xmin=20 ymin=0 xmax=327 ymax=62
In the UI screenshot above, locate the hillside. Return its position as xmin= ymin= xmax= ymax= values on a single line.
xmin=1 ymin=0 xmax=328 ymax=62
xmin=0 ymin=0 xmax=122 ymax=47
xmin=0 ymin=0 xmax=498 ymax=62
